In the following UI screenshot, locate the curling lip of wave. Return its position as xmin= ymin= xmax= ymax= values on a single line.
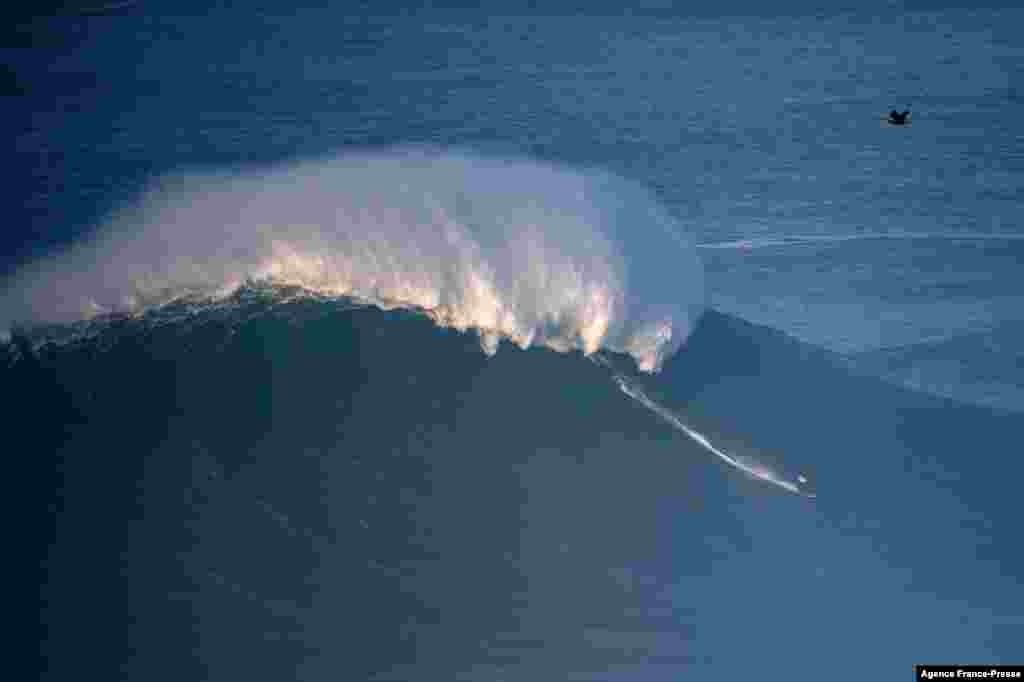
xmin=697 ymin=231 xmax=1024 ymax=250
xmin=0 ymin=149 xmax=705 ymax=373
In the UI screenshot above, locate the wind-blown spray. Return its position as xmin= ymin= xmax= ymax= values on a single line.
xmin=0 ymin=148 xmax=704 ymax=372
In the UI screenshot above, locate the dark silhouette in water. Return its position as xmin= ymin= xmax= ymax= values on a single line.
xmin=886 ymin=109 xmax=911 ymax=125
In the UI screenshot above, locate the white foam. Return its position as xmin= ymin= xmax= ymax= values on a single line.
xmin=0 ymin=149 xmax=705 ymax=372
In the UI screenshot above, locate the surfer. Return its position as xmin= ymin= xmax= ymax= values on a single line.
xmin=886 ymin=109 xmax=910 ymax=125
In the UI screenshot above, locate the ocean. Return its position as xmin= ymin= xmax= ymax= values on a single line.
xmin=5 ymin=1 xmax=1023 ymax=680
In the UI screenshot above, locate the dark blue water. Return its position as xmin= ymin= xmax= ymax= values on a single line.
xmin=6 ymin=1 xmax=1024 ymax=679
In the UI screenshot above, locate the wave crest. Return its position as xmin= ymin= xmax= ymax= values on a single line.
xmin=0 ymin=149 xmax=704 ymax=371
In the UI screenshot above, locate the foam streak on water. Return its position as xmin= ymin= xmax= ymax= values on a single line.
xmin=697 ymin=232 xmax=1024 ymax=251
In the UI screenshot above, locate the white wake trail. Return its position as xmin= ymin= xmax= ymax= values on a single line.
xmin=593 ymin=355 xmax=815 ymax=499
xmin=697 ymin=231 xmax=1024 ymax=251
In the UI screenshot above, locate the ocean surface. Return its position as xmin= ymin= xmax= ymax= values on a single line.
xmin=5 ymin=1 xmax=1023 ymax=680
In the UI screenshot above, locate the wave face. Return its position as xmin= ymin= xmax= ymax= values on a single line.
xmin=9 ymin=302 xmax=1022 ymax=681
xmin=0 ymin=149 xmax=704 ymax=372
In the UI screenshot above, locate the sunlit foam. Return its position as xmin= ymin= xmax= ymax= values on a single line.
xmin=0 ymin=148 xmax=705 ymax=371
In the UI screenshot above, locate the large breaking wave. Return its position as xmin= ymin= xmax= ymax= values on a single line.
xmin=0 ymin=149 xmax=704 ymax=372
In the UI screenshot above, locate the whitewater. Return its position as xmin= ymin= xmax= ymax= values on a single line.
xmin=0 ymin=149 xmax=703 ymax=373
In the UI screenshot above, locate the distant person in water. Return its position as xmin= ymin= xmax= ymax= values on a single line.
xmin=887 ymin=109 xmax=911 ymax=125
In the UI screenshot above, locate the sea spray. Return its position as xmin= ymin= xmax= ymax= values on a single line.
xmin=0 ymin=148 xmax=704 ymax=373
